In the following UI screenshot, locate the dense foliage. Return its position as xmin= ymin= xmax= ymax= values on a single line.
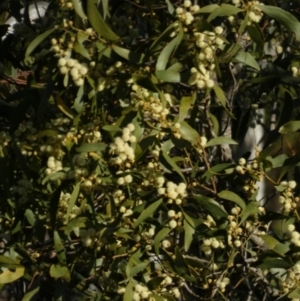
xmin=1 ymin=0 xmax=300 ymax=300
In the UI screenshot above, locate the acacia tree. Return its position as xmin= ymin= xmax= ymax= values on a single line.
xmin=1 ymin=0 xmax=300 ymax=300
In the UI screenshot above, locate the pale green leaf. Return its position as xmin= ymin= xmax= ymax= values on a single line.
xmin=0 ymin=267 xmax=24 ymax=284
xmin=205 ymin=136 xmax=238 ymax=147
xmin=208 ymin=4 xmax=244 ymax=22
xmin=234 ymin=51 xmax=260 ymax=71
xmin=279 ymin=121 xmax=300 ymax=134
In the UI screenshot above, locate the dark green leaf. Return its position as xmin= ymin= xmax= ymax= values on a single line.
xmin=218 ymin=190 xmax=246 ymax=209
xmin=25 ymin=28 xmax=55 ymax=57
xmin=134 ymin=199 xmax=163 ymax=228
xmin=257 ymin=5 xmax=300 ymax=40
xmin=87 ymin=0 xmax=119 ymax=41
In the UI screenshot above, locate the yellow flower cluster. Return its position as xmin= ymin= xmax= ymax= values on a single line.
xmin=109 ymin=123 xmax=136 ymax=165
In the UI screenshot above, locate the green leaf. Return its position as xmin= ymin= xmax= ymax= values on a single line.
xmin=183 ymin=217 xmax=195 ymax=252
xmin=165 ymin=0 xmax=175 ymax=14
xmin=257 ymin=5 xmax=300 ymax=40
xmin=178 ymin=121 xmax=200 ymax=144
xmin=289 ymin=287 xmax=300 ymax=299
xmin=199 ymin=4 xmax=219 ymax=13
xmin=178 ymin=94 xmax=195 ymax=122
xmin=234 ymin=51 xmax=260 ymax=71
xmin=66 ymin=183 xmax=80 ymax=223
xmin=74 ymin=84 xmax=84 ymax=113
xmin=149 ymin=21 xmax=181 ymax=53
xmin=247 ymin=23 xmax=264 ymax=55
xmin=25 ymin=28 xmax=55 ymax=57
xmin=173 ymin=247 xmax=193 ymax=281
xmin=257 ymin=257 xmax=290 ymax=269
xmin=112 ymin=45 xmax=145 ymax=64
xmin=279 ymin=121 xmax=300 ymax=134
xmin=155 ymin=70 xmax=180 ymax=83
xmin=75 ymin=142 xmax=107 ymax=152
xmin=159 ymin=150 xmax=186 ymax=182
xmin=25 ymin=209 xmax=36 ymax=226
xmin=127 ymin=262 xmax=148 ymax=278
xmin=21 ymin=286 xmax=40 ymax=301
xmin=218 ymin=190 xmax=246 ymax=209
xmin=167 ymin=62 xmax=183 ymax=72
xmin=73 ymin=33 xmax=91 ymax=60
xmin=71 ymin=0 xmax=87 ymax=19
xmin=202 ymin=163 xmax=233 ymax=181
xmin=0 ymin=256 xmax=22 ymax=269
xmin=240 ymin=201 xmax=259 ymax=224
xmin=50 ymin=264 xmax=70 ymax=279
xmin=194 ymin=195 xmax=228 ymax=219
xmin=205 ymin=136 xmax=237 ymax=147
xmin=54 ymin=231 xmax=66 ymax=264
xmin=123 ymin=280 xmax=134 ymax=301
xmin=0 ymin=267 xmax=24 ymax=284
xmin=212 ymin=85 xmax=227 ymax=108
xmin=207 ymin=4 xmax=244 ymax=22
xmin=219 ymin=43 xmax=241 ymax=63
xmin=258 ymin=235 xmax=289 ymax=255
xmin=154 ymin=228 xmax=171 ymax=255
xmin=134 ymin=199 xmax=163 ymax=228
xmin=87 ymin=0 xmax=119 ymax=41
xmin=156 ymin=26 xmax=183 ymax=71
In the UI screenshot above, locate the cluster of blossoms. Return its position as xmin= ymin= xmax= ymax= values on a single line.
xmin=109 ymin=123 xmax=136 ymax=165
xmin=116 ymin=172 xmax=133 ymax=186
xmin=67 ymin=154 xmax=89 ymax=179
xmin=188 ymin=27 xmax=225 ymax=89
xmin=112 ymin=189 xmax=126 ymax=206
xmin=40 ymin=135 xmax=65 ymax=158
xmin=227 ymin=215 xmax=244 ymax=247
xmin=50 ymin=116 xmax=70 ymax=127
xmin=58 ymin=57 xmax=89 ymax=86
xmin=96 ymin=61 xmax=124 ymax=92
xmin=270 ymin=262 xmax=300 ymax=296
xmin=175 ymin=1 xmax=200 ymax=25
xmin=287 ymin=224 xmax=300 ymax=247
xmin=10 ymin=179 xmax=33 ymax=204
xmin=168 ymin=210 xmax=183 ymax=229
xmin=268 ymin=34 xmax=284 ymax=55
xmin=141 ymin=165 xmax=164 ymax=188
xmin=80 ymin=174 xmax=102 ymax=190
xmin=76 ymin=119 xmax=102 ymax=143
xmin=278 ymin=180 xmax=298 ymax=214
xmin=291 ymin=66 xmax=300 ymax=77
xmin=56 ymin=192 xmax=88 ymax=224
xmin=14 ymin=121 xmax=38 ymax=157
xmin=59 ymin=0 xmax=73 ymax=9
xmin=157 ymin=181 xmax=187 ymax=205
xmin=203 ymin=214 xmax=216 ymax=228
xmin=45 ymin=156 xmax=63 ymax=176
xmin=248 ymin=1 xmax=264 ymax=23
xmin=0 ymin=131 xmax=11 ymax=147
xmin=215 ymin=277 xmax=231 ymax=293
xmin=80 ymin=228 xmax=96 ymax=247
xmin=197 ymin=136 xmax=208 ymax=154
xmin=135 ymin=95 xmax=170 ymax=124
xmin=201 ymin=237 xmax=225 ymax=256
xmin=132 ymin=283 xmax=151 ymax=301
